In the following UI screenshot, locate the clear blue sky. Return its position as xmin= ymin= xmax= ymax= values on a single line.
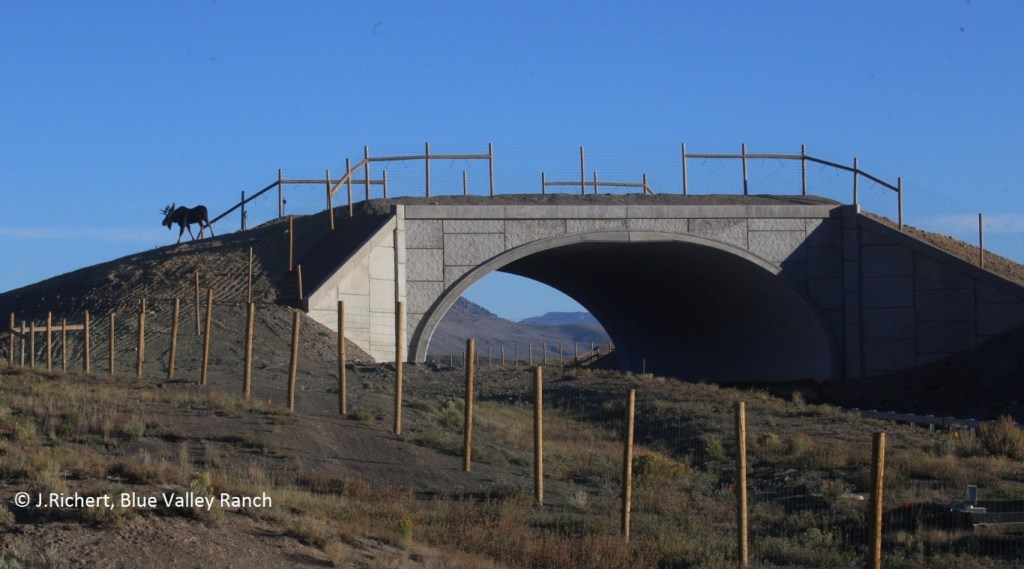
xmin=3 ymin=1 xmax=1023 ymax=321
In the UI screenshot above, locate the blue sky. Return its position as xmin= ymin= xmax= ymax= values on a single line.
xmin=3 ymin=1 xmax=1023 ymax=321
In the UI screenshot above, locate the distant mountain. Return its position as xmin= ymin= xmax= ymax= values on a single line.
xmin=429 ymin=298 xmax=610 ymax=360
xmin=519 ymin=311 xmax=600 ymax=326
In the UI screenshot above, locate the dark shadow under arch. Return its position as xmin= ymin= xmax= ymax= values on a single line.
xmin=412 ymin=231 xmax=837 ymax=382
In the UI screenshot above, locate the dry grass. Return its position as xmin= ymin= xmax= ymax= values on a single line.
xmin=3 ymin=366 xmax=1024 ymax=568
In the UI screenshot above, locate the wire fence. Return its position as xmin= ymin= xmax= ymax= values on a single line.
xmin=207 ymin=143 xmax=1023 ymax=269
xmin=5 ymin=301 xmax=1024 ymax=568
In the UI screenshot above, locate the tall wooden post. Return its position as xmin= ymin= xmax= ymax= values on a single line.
xmin=424 ymin=142 xmax=431 ymax=198
xmin=277 ymin=168 xmax=284 ymax=218
xmin=853 ymin=157 xmax=860 ymax=205
xmin=681 ymin=142 xmax=689 ymax=195
xmin=136 ymin=298 xmax=146 ymax=380
xmin=7 ymin=312 xmax=14 ymax=367
xmin=296 ymin=264 xmax=304 ymax=302
xmin=243 ymin=302 xmax=254 ymax=399
xmin=108 ymin=313 xmax=116 ymax=377
xmin=979 ymin=213 xmax=985 ymax=268
xmin=326 ymin=169 xmax=334 ymax=231
xmin=622 ymin=389 xmax=636 ymax=541
xmin=464 ymin=338 xmax=475 ymax=472
xmin=46 ymin=312 xmax=52 ymax=371
xmin=741 ymin=143 xmax=749 ymax=195
xmin=488 ymin=142 xmax=495 ymax=197
xmin=338 ymin=301 xmax=347 ymax=415
xmin=394 ymin=301 xmax=405 ymax=434
xmin=288 ymin=310 xmax=300 ymax=413
xmin=534 ymin=366 xmax=544 ymax=506
xmin=83 ymin=310 xmax=90 ymax=373
xmin=288 ymin=216 xmax=295 ymax=272
xmin=167 ymin=297 xmax=179 ymax=380
xmin=28 ymin=321 xmax=35 ymax=369
xmin=201 ymin=289 xmax=213 ymax=386
xmin=736 ymin=401 xmax=749 ymax=569
xmin=247 ymin=247 xmax=254 ymax=304
xmin=20 ymin=321 xmax=26 ymax=367
xmin=800 ymin=144 xmax=807 ymax=196
xmin=868 ymin=432 xmax=887 ymax=569
xmin=346 ymin=158 xmax=354 ymax=218
xmin=60 ymin=318 xmax=67 ymax=372
xmin=364 ymin=146 xmax=370 ymax=201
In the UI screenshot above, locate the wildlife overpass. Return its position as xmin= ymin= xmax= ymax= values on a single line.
xmin=300 ymin=196 xmax=1024 ymax=382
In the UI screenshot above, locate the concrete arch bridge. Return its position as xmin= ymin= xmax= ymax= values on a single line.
xmin=299 ymin=195 xmax=1024 ymax=382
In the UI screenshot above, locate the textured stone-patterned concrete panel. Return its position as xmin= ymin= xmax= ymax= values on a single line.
xmin=626 ymin=218 xmax=689 ymax=234
xmin=862 ymin=307 xmax=915 ymax=339
xmin=444 ymin=219 xmax=504 ymax=234
xmin=861 ymin=245 xmax=914 ymax=276
xmin=747 ymin=230 xmax=805 ymax=263
xmin=804 ymin=219 xmax=842 ymax=246
xmin=914 ymin=289 xmax=975 ymax=322
xmin=914 ymin=254 xmax=973 ymax=290
xmin=916 ymin=321 xmax=975 ymax=355
xmin=566 ymin=219 xmax=628 ymax=233
xmin=807 ymin=277 xmax=843 ymax=309
xmin=444 ymin=265 xmax=476 ymax=289
xmin=977 ymin=302 xmax=1024 ymax=336
xmin=406 ymin=220 xmax=442 ymax=249
xmin=368 ymin=246 xmax=395 ymax=280
xmin=444 ymin=233 xmax=505 ymax=265
xmin=977 ymin=281 xmax=1022 ymax=304
xmin=806 ymin=246 xmax=842 ymax=278
xmin=862 ymin=339 xmax=916 ymax=372
xmin=505 ymin=219 xmax=566 ymax=249
xmin=407 ymin=280 xmax=444 ymax=313
xmin=406 ymin=248 xmax=443 ymax=282
xmin=689 ymin=219 xmax=747 ymax=248
xmin=862 ymin=276 xmax=914 ymax=308
xmin=749 ymin=218 xmax=805 ymax=231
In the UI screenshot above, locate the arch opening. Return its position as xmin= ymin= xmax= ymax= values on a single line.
xmin=414 ymin=233 xmax=837 ymax=382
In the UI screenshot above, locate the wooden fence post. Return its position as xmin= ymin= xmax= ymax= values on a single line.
xmin=868 ymin=432 xmax=887 ymax=569
xmin=167 ymin=297 xmax=179 ymax=380
xmin=394 ymin=301 xmax=404 ymax=434
xmin=243 ymin=302 xmax=254 ymax=399
xmin=60 ymin=318 xmax=67 ymax=372
xmin=534 ymin=365 xmax=544 ymax=506
xmin=20 ymin=320 xmax=26 ymax=367
xmin=326 ymin=169 xmax=334 ymax=231
xmin=201 ymin=290 xmax=212 ymax=386
xmin=288 ymin=310 xmax=300 ymax=413
xmin=136 ymin=298 xmax=146 ymax=380
xmin=7 ymin=313 xmax=13 ymax=367
xmin=464 ymin=338 xmax=475 ymax=472
xmin=83 ymin=310 xmax=90 ymax=374
xmin=108 ymin=313 xmax=116 ymax=377
xmin=288 ymin=216 xmax=295 ymax=272
xmin=29 ymin=321 xmax=35 ymax=369
xmin=46 ymin=312 xmax=52 ymax=371
xmin=296 ymin=264 xmax=304 ymax=302
xmin=247 ymin=247 xmax=254 ymax=304
xmin=736 ymin=401 xmax=749 ymax=569
xmin=622 ymin=389 xmax=636 ymax=541
xmin=338 ymin=300 xmax=346 ymax=415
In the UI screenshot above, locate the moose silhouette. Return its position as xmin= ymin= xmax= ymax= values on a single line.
xmin=161 ymin=203 xmax=214 ymax=243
